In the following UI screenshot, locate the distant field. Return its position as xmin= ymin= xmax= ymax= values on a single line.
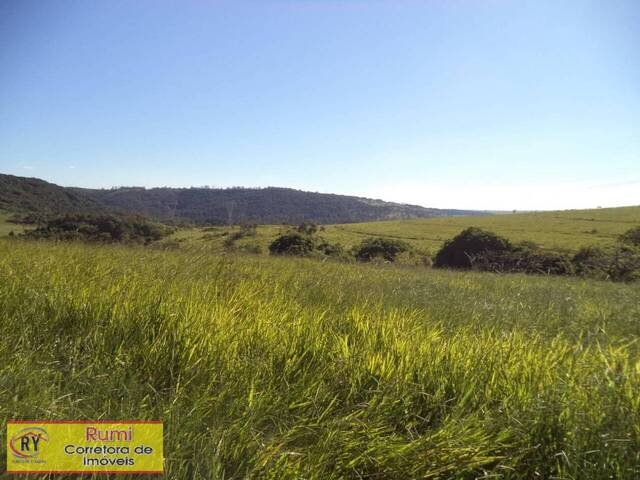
xmin=2 ymin=207 xmax=639 ymax=258
xmin=1 ymin=240 xmax=638 ymax=478
xmin=159 ymin=205 xmax=640 ymax=255
xmin=0 ymin=211 xmax=27 ymax=236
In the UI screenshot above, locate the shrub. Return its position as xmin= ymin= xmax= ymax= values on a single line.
xmin=8 ymin=212 xmax=47 ymax=225
xmin=316 ymin=240 xmax=348 ymax=259
xmin=619 ymin=226 xmax=640 ymax=247
xmin=296 ymin=222 xmax=318 ymax=235
xmin=607 ymin=246 xmax=640 ymax=282
xmin=24 ymin=213 xmax=173 ymax=244
xmin=222 ymin=236 xmax=236 ymax=250
xmin=435 ymin=229 xmax=576 ymax=276
xmin=572 ymin=246 xmax=640 ymax=282
xmin=228 ymin=224 xmax=257 ymax=242
xmin=474 ymin=249 xmax=574 ymax=275
xmin=269 ymin=233 xmax=315 ymax=256
xmin=572 ymin=246 xmax=612 ymax=280
xmin=239 ymin=224 xmax=257 ymax=237
xmin=353 ymin=237 xmax=411 ymax=262
xmin=433 ymin=227 xmax=513 ymax=269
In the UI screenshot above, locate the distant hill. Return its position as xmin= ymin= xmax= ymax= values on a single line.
xmin=0 ymin=174 xmax=103 ymax=214
xmin=0 ymin=173 xmax=487 ymax=224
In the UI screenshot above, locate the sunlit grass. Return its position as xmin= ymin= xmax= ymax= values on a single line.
xmin=1 ymin=239 xmax=639 ymax=478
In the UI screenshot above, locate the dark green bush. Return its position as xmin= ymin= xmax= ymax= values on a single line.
xmin=316 ymin=240 xmax=345 ymax=257
xmin=296 ymin=222 xmax=318 ymax=235
xmin=606 ymin=246 xmax=640 ymax=282
xmin=269 ymin=233 xmax=315 ymax=256
xmin=572 ymin=245 xmax=640 ymax=282
xmin=433 ymin=227 xmax=513 ymax=269
xmin=353 ymin=237 xmax=412 ymax=262
xmin=619 ymin=226 xmax=640 ymax=247
xmin=472 ymin=249 xmax=574 ymax=275
xmin=435 ymin=228 xmax=578 ymax=277
xmin=24 ymin=213 xmax=173 ymax=244
xmin=572 ymin=246 xmax=612 ymax=280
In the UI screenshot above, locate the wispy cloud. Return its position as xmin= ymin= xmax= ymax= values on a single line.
xmin=22 ymin=165 xmax=34 ymax=171
xmin=68 ymin=165 xmax=76 ymax=169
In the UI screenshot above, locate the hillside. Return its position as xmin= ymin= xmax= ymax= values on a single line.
xmin=0 ymin=173 xmax=484 ymax=224
xmin=74 ymin=185 xmax=484 ymax=224
xmin=0 ymin=173 xmax=103 ymax=214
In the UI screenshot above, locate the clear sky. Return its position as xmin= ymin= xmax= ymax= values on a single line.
xmin=1 ymin=0 xmax=638 ymax=210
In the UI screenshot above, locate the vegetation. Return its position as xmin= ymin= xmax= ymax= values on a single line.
xmin=0 ymin=173 xmax=483 ymax=225
xmin=24 ymin=213 xmax=173 ymax=244
xmin=223 ymin=224 xmax=258 ymax=250
xmin=139 ymin=206 xmax=640 ymax=263
xmin=0 ymin=173 xmax=103 ymax=215
xmin=620 ymin=225 xmax=640 ymax=247
xmin=472 ymin=247 xmax=575 ymax=276
xmin=268 ymin=225 xmax=346 ymax=260
xmin=353 ymin=236 xmax=412 ymax=262
xmin=0 ymin=240 xmax=639 ymax=478
xmin=268 ymin=232 xmax=316 ymax=256
xmin=327 ymin=205 xmax=640 ymax=252
xmin=433 ymin=226 xmax=640 ymax=281
xmin=433 ymin=227 xmax=513 ymax=269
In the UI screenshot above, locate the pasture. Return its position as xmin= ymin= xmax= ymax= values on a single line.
xmin=1 ymin=238 xmax=639 ymax=478
xmin=157 ymin=206 xmax=640 ymax=258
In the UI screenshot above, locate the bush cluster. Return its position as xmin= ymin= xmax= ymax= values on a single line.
xmin=268 ymin=224 xmax=349 ymax=261
xmin=434 ymin=226 xmax=640 ymax=282
xmin=269 ymin=225 xmax=430 ymax=265
xmin=24 ymin=213 xmax=173 ymax=244
xmin=433 ymin=227 xmax=512 ymax=269
xmin=269 ymin=233 xmax=316 ymax=256
xmin=352 ymin=237 xmax=412 ymax=262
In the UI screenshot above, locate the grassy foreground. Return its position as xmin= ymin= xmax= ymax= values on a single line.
xmin=1 ymin=239 xmax=639 ymax=478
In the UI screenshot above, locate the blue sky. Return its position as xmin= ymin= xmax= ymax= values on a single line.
xmin=1 ymin=0 xmax=638 ymax=210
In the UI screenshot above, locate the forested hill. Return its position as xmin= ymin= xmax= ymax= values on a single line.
xmin=1 ymin=173 xmax=487 ymax=224
xmin=0 ymin=174 xmax=103 ymax=214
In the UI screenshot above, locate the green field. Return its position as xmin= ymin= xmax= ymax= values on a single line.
xmin=158 ymin=206 xmax=640 ymax=257
xmin=0 ymin=211 xmax=28 ymax=237
xmin=3 ymin=206 xmax=639 ymax=256
xmin=1 ymin=235 xmax=639 ymax=478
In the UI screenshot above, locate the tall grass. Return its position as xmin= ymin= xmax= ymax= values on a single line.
xmin=1 ymin=239 xmax=639 ymax=478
